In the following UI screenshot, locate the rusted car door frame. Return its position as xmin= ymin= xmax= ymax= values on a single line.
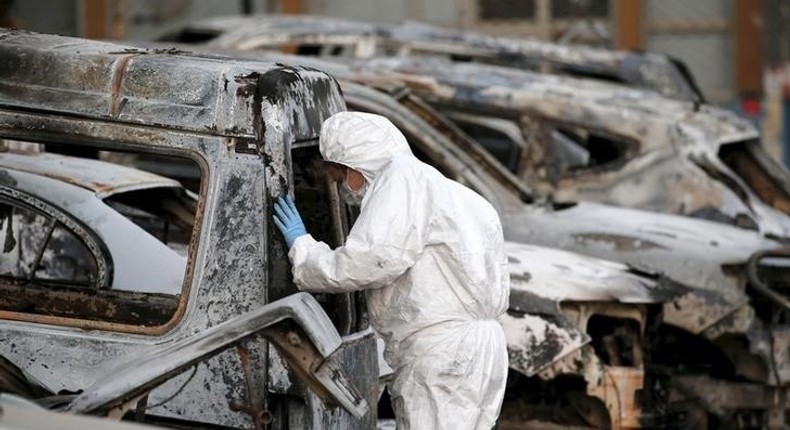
xmin=0 ymin=26 xmax=383 ymax=427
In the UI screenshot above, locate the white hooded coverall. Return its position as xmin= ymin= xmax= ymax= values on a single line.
xmin=289 ymin=112 xmax=510 ymax=429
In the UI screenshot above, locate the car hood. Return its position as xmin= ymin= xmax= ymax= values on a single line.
xmin=500 ymin=241 xmax=688 ymax=376
xmin=501 ymin=200 xmax=784 ymax=334
xmin=505 ymin=241 xmax=689 ymax=303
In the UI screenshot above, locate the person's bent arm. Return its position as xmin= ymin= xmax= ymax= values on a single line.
xmin=283 ymin=172 xmax=430 ymax=293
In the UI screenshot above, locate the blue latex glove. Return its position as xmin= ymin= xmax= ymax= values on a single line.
xmin=273 ymin=195 xmax=308 ymax=249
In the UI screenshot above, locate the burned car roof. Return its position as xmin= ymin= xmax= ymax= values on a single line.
xmin=0 ymin=152 xmax=181 ymax=198
xmin=356 ymin=57 xmax=755 ymax=145
xmin=0 ymin=29 xmax=344 ymax=141
xmin=171 ymin=14 xmax=702 ymax=102
xmin=1 ymin=151 xmax=188 ymax=295
xmin=166 ymin=14 xmax=380 ymax=40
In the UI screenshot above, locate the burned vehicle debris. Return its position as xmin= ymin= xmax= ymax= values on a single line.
xmin=162 ymin=14 xmax=704 ymax=103
xmin=0 ymin=29 xmax=378 ymax=429
xmin=5 ymin=25 xmax=790 ymax=430
xmin=195 ymin=50 xmax=790 ymax=428
xmin=108 ymin=45 xmax=688 ymax=427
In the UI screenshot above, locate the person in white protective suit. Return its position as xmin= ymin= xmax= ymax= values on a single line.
xmin=272 ymin=111 xmax=509 ymax=429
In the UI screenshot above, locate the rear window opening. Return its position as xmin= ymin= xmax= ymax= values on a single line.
xmin=443 ymin=113 xmax=524 ymax=174
xmin=547 ymin=125 xmax=634 ymax=174
xmin=718 ymin=140 xmax=790 ymax=215
xmin=555 ymin=65 xmax=628 ymax=85
xmin=0 ymin=141 xmax=202 ymax=328
xmin=290 ymin=43 xmax=354 ymax=57
xmin=104 ymin=187 xmax=196 ymax=257
xmin=457 ymin=121 xmax=522 ymax=173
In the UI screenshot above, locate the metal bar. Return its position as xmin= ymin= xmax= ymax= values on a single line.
xmin=747 ymin=249 xmax=790 ymax=310
xmin=82 ymin=0 xmax=108 ymax=40
xmin=735 ymin=0 xmax=765 ymax=97
xmin=27 ymin=219 xmax=56 ymax=283
xmin=614 ymin=0 xmax=644 ymax=50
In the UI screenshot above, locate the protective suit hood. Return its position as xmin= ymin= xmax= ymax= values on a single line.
xmin=319 ymin=112 xmax=412 ymax=183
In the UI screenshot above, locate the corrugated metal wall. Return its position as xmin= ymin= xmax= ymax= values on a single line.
xmin=645 ymin=0 xmax=734 ymax=103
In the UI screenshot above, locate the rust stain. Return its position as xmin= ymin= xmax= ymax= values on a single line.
xmin=236 ymin=344 xmax=251 ymax=369
xmin=109 ymin=54 xmax=137 ymax=118
xmin=587 ymin=366 xmax=643 ymax=429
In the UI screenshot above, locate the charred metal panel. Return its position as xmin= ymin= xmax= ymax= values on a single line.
xmin=505 ymin=242 xmax=686 ymax=303
xmin=500 ymin=310 xmax=587 ymax=377
xmin=497 ymin=199 xmax=781 ymax=335
xmin=0 ymin=29 xmax=343 ymax=141
xmin=66 ymin=293 xmax=367 ymax=418
xmin=0 ymin=401 xmax=164 ymax=430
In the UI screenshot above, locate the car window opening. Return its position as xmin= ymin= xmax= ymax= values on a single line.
xmin=0 ymin=143 xmax=202 ymax=329
xmin=0 ymin=200 xmax=98 ymax=287
xmin=549 ymin=126 xmax=631 ymax=172
xmin=453 ymin=120 xmax=522 ymax=173
xmin=104 ymin=187 xmax=196 ymax=257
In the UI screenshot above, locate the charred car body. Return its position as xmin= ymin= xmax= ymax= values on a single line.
xmin=161 ymin=14 xmax=703 ymax=103
xmin=81 ymin=42 xmax=690 ymax=428
xmin=5 ymin=30 xmax=790 ymax=429
xmin=0 ymin=30 xmax=377 ymax=429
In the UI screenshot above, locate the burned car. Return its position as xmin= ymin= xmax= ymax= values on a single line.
xmin=191 ymin=49 xmax=790 ymax=428
xmin=355 ymin=57 xmax=790 ymax=241
xmin=0 ymin=30 xmax=377 ymax=429
xmin=161 ymin=14 xmax=704 ymax=103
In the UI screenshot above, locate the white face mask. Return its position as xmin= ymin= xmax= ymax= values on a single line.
xmin=340 ymin=172 xmax=367 ymax=206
